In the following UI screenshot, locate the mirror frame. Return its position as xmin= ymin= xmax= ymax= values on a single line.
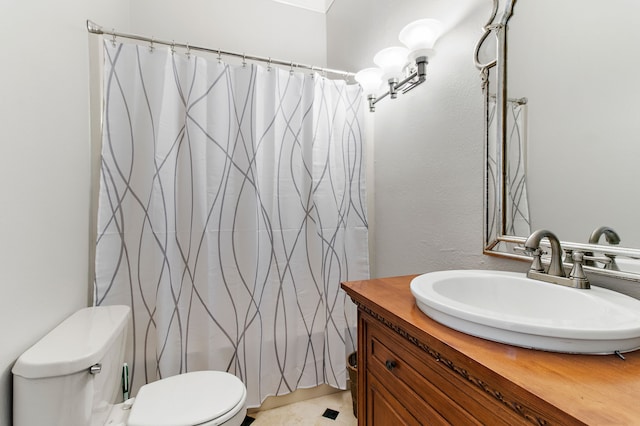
xmin=475 ymin=0 xmax=640 ymax=283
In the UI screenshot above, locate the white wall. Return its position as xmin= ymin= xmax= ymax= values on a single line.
xmin=129 ymin=0 xmax=326 ymax=67
xmin=0 ymin=2 xmax=325 ymax=425
xmin=327 ymin=0 xmax=525 ymax=278
xmin=0 ymin=2 xmax=129 ymax=425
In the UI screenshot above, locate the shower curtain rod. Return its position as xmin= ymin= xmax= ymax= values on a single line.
xmin=489 ymin=93 xmax=528 ymax=105
xmin=86 ymin=20 xmax=356 ymax=78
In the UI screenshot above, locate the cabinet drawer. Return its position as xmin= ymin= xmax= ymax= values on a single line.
xmin=366 ymin=316 xmax=527 ymax=425
xmin=368 ymin=321 xmax=481 ymax=425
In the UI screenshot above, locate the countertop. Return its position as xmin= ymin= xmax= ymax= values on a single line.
xmin=342 ymin=275 xmax=640 ymax=425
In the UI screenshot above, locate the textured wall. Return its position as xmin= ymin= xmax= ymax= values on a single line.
xmin=327 ymin=0 xmax=525 ymax=278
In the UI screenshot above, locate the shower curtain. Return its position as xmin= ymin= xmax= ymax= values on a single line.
xmin=94 ymin=40 xmax=369 ymax=407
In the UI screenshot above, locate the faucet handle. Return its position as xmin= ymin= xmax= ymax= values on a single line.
xmin=583 ymin=253 xmax=613 ymax=266
xmin=569 ymin=251 xmax=590 ymax=289
xmin=603 ymin=254 xmax=619 ymax=271
xmin=583 ymin=253 xmax=620 ymax=271
xmin=564 ymin=248 xmax=573 ymax=264
xmin=529 ymin=248 xmax=545 ymax=272
xmin=515 ymin=246 xmax=545 ymax=272
xmin=514 ymin=245 xmax=544 ymax=256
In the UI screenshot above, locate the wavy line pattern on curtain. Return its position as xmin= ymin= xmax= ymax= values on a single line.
xmin=487 ymin=98 xmax=531 ymax=240
xmin=94 ymin=40 xmax=369 ymax=407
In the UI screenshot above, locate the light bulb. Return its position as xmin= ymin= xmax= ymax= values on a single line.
xmin=373 ymin=46 xmax=409 ymax=82
xmin=355 ymin=68 xmax=383 ymax=95
xmin=399 ymin=18 xmax=443 ymax=60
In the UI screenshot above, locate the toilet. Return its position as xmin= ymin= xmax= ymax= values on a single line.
xmin=12 ymin=305 xmax=247 ymax=426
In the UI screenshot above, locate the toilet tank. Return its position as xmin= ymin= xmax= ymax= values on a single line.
xmin=12 ymin=305 xmax=131 ymax=426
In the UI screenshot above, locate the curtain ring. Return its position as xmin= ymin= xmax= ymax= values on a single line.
xmin=186 ymin=43 xmax=191 ymax=59
xmin=170 ymin=41 xmax=175 ymax=55
xmin=217 ymin=49 xmax=222 ymax=64
xmin=267 ymin=57 xmax=272 ymax=71
xmin=289 ymin=61 xmax=294 ymax=75
xmin=110 ymin=30 xmax=116 ymax=47
xmin=149 ymin=37 xmax=155 ymax=53
xmin=242 ymin=53 xmax=247 ymax=68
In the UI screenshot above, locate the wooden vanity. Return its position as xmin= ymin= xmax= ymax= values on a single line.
xmin=342 ymin=275 xmax=640 ymax=425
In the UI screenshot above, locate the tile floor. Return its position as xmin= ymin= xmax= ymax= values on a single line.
xmin=246 ymin=390 xmax=357 ymax=425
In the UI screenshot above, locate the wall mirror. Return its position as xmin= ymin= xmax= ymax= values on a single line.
xmin=476 ymin=0 xmax=640 ymax=281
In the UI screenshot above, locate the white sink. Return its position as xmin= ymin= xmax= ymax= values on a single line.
xmin=410 ymin=270 xmax=640 ymax=354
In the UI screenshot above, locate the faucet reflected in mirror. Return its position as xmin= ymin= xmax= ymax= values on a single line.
xmin=586 ymin=226 xmax=621 ymax=270
xmin=589 ymin=226 xmax=621 ymax=246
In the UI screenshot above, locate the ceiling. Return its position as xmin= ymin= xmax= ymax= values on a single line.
xmin=271 ymin=0 xmax=335 ymax=13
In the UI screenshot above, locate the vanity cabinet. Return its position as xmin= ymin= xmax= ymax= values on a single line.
xmin=361 ymin=313 xmax=525 ymax=425
xmin=342 ymin=275 xmax=640 ymax=425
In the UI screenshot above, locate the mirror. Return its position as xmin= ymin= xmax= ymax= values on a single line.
xmin=477 ymin=0 xmax=640 ymax=278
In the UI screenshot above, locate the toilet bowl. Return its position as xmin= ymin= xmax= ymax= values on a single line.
xmin=12 ymin=306 xmax=247 ymax=426
xmin=108 ymin=371 xmax=247 ymax=426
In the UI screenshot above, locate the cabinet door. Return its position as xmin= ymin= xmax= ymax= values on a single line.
xmin=367 ymin=372 xmax=424 ymax=426
xmin=359 ymin=310 xmax=529 ymax=425
xmin=363 ymin=316 xmax=476 ymax=425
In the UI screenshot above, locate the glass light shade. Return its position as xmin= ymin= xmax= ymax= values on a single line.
xmin=354 ymin=68 xmax=383 ymax=95
xmin=399 ymin=18 xmax=443 ymax=60
xmin=373 ymin=46 xmax=409 ymax=82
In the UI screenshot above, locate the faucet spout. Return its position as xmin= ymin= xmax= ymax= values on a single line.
xmin=589 ymin=226 xmax=621 ymax=245
xmin=524 ymin=229 xmax=565 ymax=277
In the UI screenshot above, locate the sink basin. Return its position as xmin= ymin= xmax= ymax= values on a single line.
xmin=410 ymin=270 xmax=640 ymax=354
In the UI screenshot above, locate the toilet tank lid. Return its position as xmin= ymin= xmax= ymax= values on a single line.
xmin=12 ymin=305 xmax=131 ymax=379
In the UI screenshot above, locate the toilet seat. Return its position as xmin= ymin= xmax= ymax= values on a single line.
xmin=127 ymin=371 xmax=247 ymax=426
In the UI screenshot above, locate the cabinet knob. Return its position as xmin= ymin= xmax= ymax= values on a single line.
xmin=385 ymin=360 xmax=397 ymax=371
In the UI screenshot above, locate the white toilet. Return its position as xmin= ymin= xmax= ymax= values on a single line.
xmin=12 ymin=305 xmax=247 ymax=426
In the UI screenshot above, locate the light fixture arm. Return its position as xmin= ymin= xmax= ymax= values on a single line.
xmin=370 ymin=56 xmax=429 ymax=111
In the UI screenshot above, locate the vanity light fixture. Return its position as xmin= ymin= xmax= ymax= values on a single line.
xmin=355 ymin=18 xmax=443 ymax=112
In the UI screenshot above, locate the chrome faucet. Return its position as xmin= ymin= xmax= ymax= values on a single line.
xmin=522 ymin=229 xmax=590 ymax=289
xmin=524 ymin=229 xmax=565 ymax=277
